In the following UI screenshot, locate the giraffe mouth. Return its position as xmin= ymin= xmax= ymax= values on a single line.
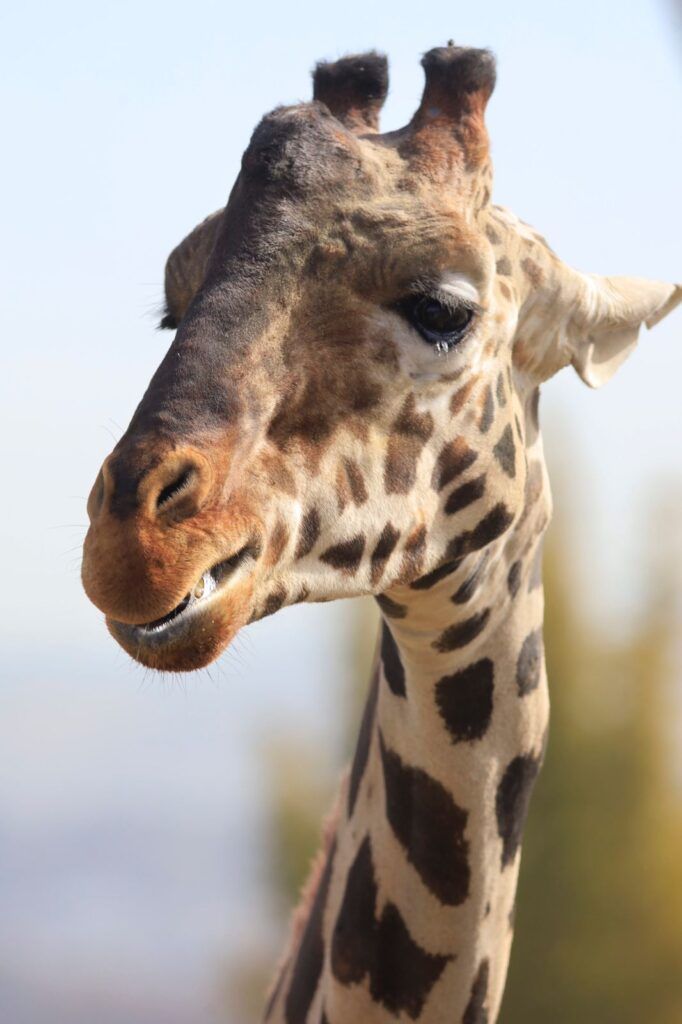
xmin=107 ymin=542 xmax=258 ymax=664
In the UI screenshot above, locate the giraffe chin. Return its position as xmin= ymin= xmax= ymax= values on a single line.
xmin=105 ymin=551 xmax=256 ymax=672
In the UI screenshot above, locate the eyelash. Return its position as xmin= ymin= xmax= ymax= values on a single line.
xmin=394 ymin=291 xmax=479 ymax=352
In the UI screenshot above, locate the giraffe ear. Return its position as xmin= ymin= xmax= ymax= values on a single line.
xmin=517 ymin=268 xmax=682 ymax=387
xmin=159 ymin=209 xmax=224 ymax=329
xmin=567 ymin=275 xmax=682 ymax=387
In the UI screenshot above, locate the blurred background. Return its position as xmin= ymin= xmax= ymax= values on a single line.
xmin=1 ymin=1 xmax=680 ymax=1021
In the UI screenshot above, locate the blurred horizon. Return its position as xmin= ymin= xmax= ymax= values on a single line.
xmin=1 ymin=1 xmax=680 ymax=1021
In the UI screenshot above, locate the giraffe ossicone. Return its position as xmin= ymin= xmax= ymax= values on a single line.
xmin=82 ymin=44 xmax=681 ymax=1024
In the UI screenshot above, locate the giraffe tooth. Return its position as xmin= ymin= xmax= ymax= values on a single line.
xmin=197 ymin=570 xmax=216 ymax=600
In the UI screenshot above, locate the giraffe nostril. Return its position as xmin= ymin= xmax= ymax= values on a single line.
xmin=156 ymin=467 xmax=196 ymax=510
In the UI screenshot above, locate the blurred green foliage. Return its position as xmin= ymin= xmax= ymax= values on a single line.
xmin=228 ymin=500 xmax=682 ymax=1021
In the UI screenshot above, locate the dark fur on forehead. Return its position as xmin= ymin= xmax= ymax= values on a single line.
xmin=313 ymin=51 xmax=388 ymax=131
xmin=241 ymin=102 xmax=361 ymax=189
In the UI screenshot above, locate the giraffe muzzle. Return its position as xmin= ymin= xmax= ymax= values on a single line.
xmin=106 ymin=540 xmax=260 ymax=669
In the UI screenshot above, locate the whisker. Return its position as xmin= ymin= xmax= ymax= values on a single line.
xmin=100 ymin=423 xmax=119 ymax=445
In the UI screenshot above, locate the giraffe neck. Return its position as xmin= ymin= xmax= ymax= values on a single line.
xmin=266 ymin=432 xmax=551 ymax=1024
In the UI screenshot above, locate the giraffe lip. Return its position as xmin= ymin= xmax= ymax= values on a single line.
xmin=113 ymin=543 xmax=256 ymax=639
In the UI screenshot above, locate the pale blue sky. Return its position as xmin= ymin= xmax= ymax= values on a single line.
xmin=0 ymin=2 xmax=680 ymax=1021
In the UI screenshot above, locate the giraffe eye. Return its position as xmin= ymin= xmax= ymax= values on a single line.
xmin=400 ymin=295 xmax=474 ymax=351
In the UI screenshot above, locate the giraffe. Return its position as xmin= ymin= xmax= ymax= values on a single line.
xmin=81 ymin=46 xmax=681 ymax=1023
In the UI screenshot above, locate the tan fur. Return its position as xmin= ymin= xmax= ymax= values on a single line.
xmin=80 ymin=45 xmax=680 ymax=1023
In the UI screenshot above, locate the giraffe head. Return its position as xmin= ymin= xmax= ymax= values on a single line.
xmin=82 ymin=47 xmax=680 ymax=671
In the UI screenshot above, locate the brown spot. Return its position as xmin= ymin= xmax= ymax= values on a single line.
xmin=381 ymin=622 xmax=406 ymax=697
xmin=385 ymin=437 xmax=421 ymax=494
xmin=380 ymin=734 xmax=471 ymax=906
xmin=267 ymin=518 xmax=289 ymax=565
xmin=436 ymin=659 xmax=494 ymax=744
xmin=444 ymin=474 xmax=486 ymax=516
xmin=498 ymin=279 xmax=512 ymax=300
xmin=493 ymin=424 xmax=516 ymax=477
xmin=463 ymin=958 xmax=490 ymax=1024
xmin=434 ymin=608 xmax=491 ymax=652
xmin=496 ymin=256 xmax=512 ymax=275
xmin=532 ymin=228 xmax=551 ymax=247
xmin=440 ymin=366 xmax=465 ymax=385
xmin=344 ymin=457 xmax=369 ymax=505
xmin=520 ymin=256 xmax=544 ymax=287
xmin=433 ymin=437 xmax=477 ymax=491
xmin=261 ymin=450 xmax=297 ymax=497
xmin=451 ymin=555 xmax=488 ymax=604
xmin=469 ymin=503 xmax=514 ymax=551
xmin=485 ymin=224 xmax=501 ymax=245
xmin=507 ymin=559 xmax=522 ymax=597
xmin=371 ymin=523 xmax=401 ymax=585
xmin=517 ymin=629 xmax=543 ymax=696
xmin=267 ymin=386 xmax=331 ymax=451
xmin=331 ymin=836 xmax=450 ymax=1017
xmin=450 ymin=376 xmax=478 ymax=416
xmin=509 ymin=901 xmax=517 ymax=930
xmin=262 ymin=585 xmax=288 ymax=617
xmin=371 ymin=903 xmax=449 ymax=1018
xmin=294 ymin=436 xmax=324 ymax=477
xmin=478 ymin=385 xmax=494 ymax=433
xmin=285 ymin=840 xmax=336 ymax=1024
xmin=400 ymin=524 xmax=427 ymax=579
xmin=267 ymin=326 xmax=382 ymax=455
xmin=496 ymin=754 xmax=541 ymax=867
xmin=331 ymin=838 xmax=377 ymax=987
xmin=375 ymin=594 xmax=408 ymax=619
xmin=320 ymin=534 xmax=366 ymax=574
xmin=348 ymin=670 xmax=379 ymax=817
xmin=393 ymin=394 xmax=434 ymax=442
xmin=295 ymin=508 xmax=321 ymax=560
xmin=411 ymin=558 xmax=463 ymax=591
xmin=445 ymin=502 xmax=514 ymax=563
xmin=495 ymin=372 xmax=507 ymax=407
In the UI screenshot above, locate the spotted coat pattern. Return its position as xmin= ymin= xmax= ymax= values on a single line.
xmin=81 ymin=43 xmax=681 ymax=1024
